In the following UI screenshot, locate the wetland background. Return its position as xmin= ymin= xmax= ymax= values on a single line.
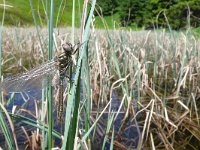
xmin=0 ymin=0 xmax=200 ymax=150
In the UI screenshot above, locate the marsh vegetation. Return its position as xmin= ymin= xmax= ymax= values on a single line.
xmin=0 ymin=27 xmax=199 ymax=149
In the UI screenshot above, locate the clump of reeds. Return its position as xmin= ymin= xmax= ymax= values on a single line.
xmin=88 ymin=29 xmax=200 ymax=149
xmin=0 ymin=27 xmax=200 ymax=149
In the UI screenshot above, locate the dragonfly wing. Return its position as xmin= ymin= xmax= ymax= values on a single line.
xmin=1 ymin=60 xmax=58 ymax=92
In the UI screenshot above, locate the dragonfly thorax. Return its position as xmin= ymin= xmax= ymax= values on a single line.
xmin=57 ymin=53 xmax=71 ymax=70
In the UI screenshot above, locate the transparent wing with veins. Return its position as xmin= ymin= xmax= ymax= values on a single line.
xmin=0 ymin=59 xmax=60 ymax=92
xmin=0 ymin=42 xmax=81 ymax=93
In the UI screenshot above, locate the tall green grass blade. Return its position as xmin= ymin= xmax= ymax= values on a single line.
xmin=0 ymin=0 xmax=5 ymax=102
xmin=110 ymin=127 xmax=114 ymax=150
xmin=40 ymin=0 xmax=49 ymax=22
xmin=62 ymin=0 xmax=96 ymax=149
xmin=102 ymin=113 xmax=115 ymax=150
xmin=0 ymin=111 xmax=15 ymax=149
xmin=9 ymin=113 xmax=61 ymax=139
xmin=77 ymin=0 xmax=82 ymax=24
xmin=29 ymin=0 xmax=45 ymax=60
xmin=0 ymin=18 xmax=4 ymax=104
xmin=41 ymin=88 xmax=46 ymax=150
xmin=47 ymin=0 xmax=54 ymax=149
xmin=55 ymin=0 xmax=65 ymax=28
xmin=71 ymin=0 xmax=75 ymax=43
xmin=81 ymin=38 xmax=91 ymax=143
xmin=66 ymin=71 xmax=81 ymax=150
xmin=47 ymin=85 xmax=53 ymax=148
xmin=0 ymin=0 xmax=5 ymax=76
xmin=84 ymin=46 xmax=91 ymax=139
xmin=48 ymin=0 xmax=54 ymax=60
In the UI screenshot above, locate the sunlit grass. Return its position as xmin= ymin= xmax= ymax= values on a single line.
xmin=0 ymin=0 xmax=83 ymax=27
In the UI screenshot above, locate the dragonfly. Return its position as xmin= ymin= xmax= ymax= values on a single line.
xmin=0 ymin=42 xmax=83 ymax=121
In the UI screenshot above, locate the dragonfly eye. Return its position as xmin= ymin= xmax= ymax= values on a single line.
xmin=62 ymin=43 xmax=73 ymax=52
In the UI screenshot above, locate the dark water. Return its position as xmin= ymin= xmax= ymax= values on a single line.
xmin=0 ymin=88 xmax=140 ymax=149
xmin=0 ymin=89 xmax=63 ymax=149
xmin=90 ymin=90 xmax=141 ymax=150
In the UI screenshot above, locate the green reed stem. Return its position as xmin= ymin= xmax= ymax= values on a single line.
xmin=71 ymin=0 xmax=75 ymax=44
xmin=0 ymin=110 xmax=15 ymax=149
xmin=66 ymin=71 xmax=81 ymax=150
xmin=47 ymin=0 xmax=54 ymax=149
xmin=41 ymin=88 xmax=46 ymax=149
xmin=0 ymin=2 xmax=15 ymax=149
xmin=62 ymin=1 xmax=96 ymax=149
xmin=82 ymin=42 xmax=91 ymax=140
xmin=55 ymin=0 xmax=64 ymax=27
xmin=0 ymin=0 xmax=5 ymax=100
xmin=29 ymin=0 xmax=45 ymax=60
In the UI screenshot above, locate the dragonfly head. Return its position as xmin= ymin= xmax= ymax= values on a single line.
xmin=62 ymin=42 xmax=73 ymax=55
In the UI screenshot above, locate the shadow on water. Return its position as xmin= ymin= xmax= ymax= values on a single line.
xmin=0 ymin=87 xmax=141 ymax=149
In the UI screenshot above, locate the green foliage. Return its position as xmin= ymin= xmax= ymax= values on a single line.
xmin=118 ymin=0 xmax=150 ymax=27
xmin=117 ymin=0 xmax=200 ymax=30
xmin=192 ymin=26 xmax=200 ymax=37
xmin=164 ymin=0 xmax=200 ymax=29
xmin=95 ymin=0 xmax=118 ymax=16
